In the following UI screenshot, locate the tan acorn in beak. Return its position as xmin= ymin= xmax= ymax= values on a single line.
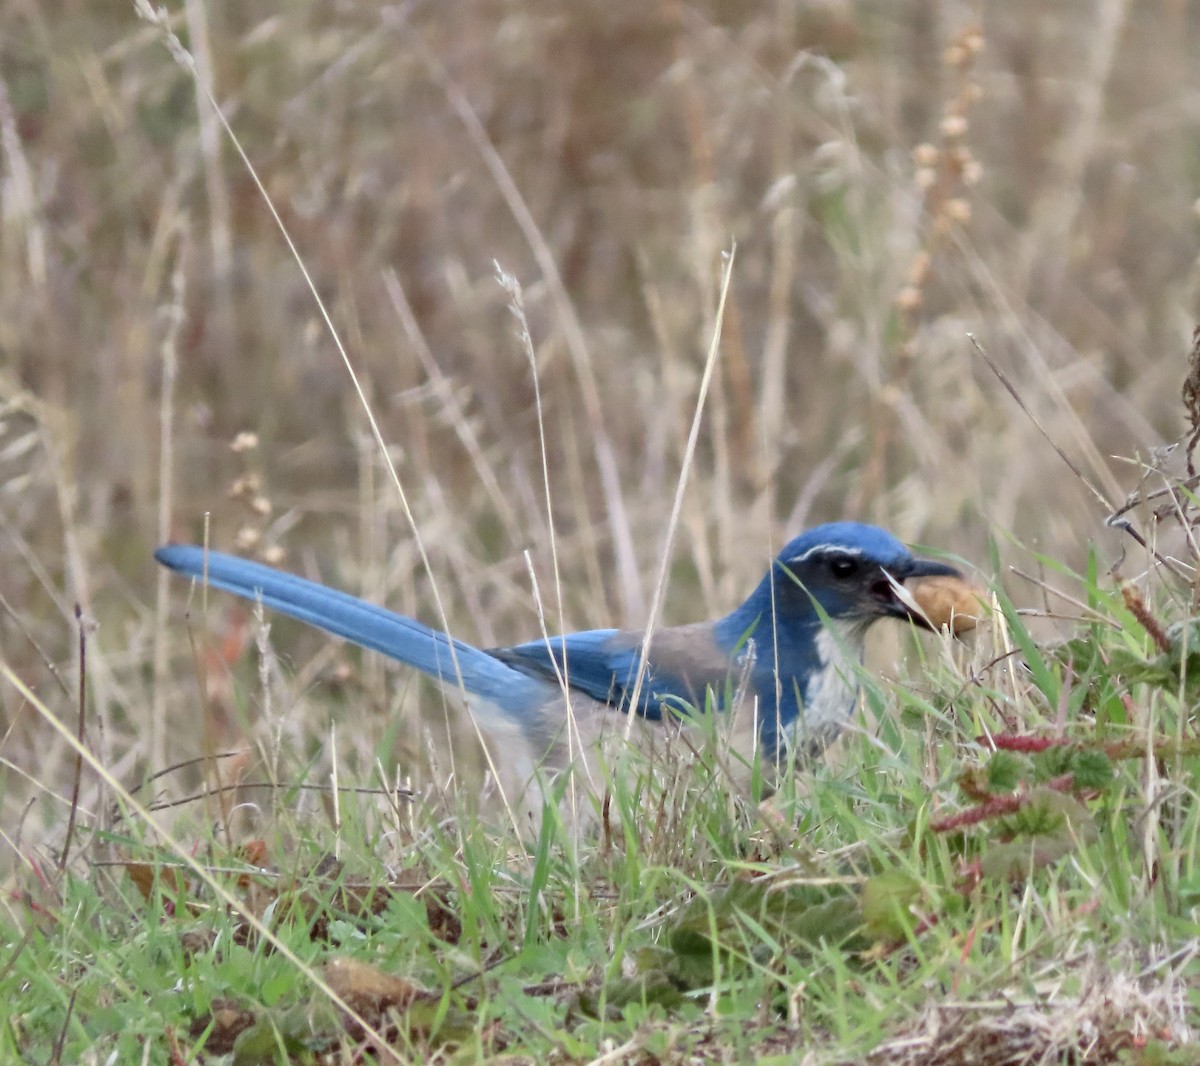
xmin=906 ymin=574 xmax=988 ymax=634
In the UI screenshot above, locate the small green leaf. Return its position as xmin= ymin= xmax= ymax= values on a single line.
xmin=1069 ymin=749 xmax=1113 ymax=790
xmin=860 ymin=871 xmax=920 ymax=942
xmin=984 ymin=790 xmax=1098 ymax=880
xmin=986 ymin=751 xmax=1023 ymax=792
xmin=232 ymin=1005 xmax=311 ymax=1065
xmin=664 ymin=880 xmax=864 ymax=987
xmin=778 ymin=894 xmax=862 ymax=949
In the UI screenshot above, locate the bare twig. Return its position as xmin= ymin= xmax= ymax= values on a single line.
xmin=58 ymin=605 xmax=88 ymax=874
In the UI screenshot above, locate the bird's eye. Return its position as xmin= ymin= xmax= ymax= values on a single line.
xmin=829 ymin=555 xmax=858 ymax=579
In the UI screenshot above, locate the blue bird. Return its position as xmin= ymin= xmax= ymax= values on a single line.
xmin=155 ymin=522 xmax=961 ymax=791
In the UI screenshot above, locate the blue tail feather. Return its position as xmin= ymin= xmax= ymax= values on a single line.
xmin=153 ymin=545 xmax=547 ymax=713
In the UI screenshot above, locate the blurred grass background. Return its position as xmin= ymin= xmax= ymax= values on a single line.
xmin=2 ymin=1 xmax=1198 ymax=851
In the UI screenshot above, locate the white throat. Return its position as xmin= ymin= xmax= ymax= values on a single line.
xmin=800 ymin=621 xmax=870 ymax=736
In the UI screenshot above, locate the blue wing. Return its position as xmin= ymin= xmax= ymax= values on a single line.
xmin=492 ymin=624 xmax=739 ymax=721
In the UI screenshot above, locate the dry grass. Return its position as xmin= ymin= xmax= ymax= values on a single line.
xmin=5 ymin=0 xmax=1196 ymax=820
xmin=852 ymin=942 xmax=1194 ymax=1065
xmin=1 ymin=2 xmax=1199 ymax=1059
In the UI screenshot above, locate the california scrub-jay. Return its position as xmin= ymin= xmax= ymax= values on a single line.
xmin=156 ymin=522 xmax=960 ymax=790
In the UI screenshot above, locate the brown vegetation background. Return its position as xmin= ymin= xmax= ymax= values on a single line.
xmin=2 ymin=1 xmax=1197 ymax=844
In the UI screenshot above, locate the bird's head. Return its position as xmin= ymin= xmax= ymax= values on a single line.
xmin=769 ymin=521 xmax=962 ymax=630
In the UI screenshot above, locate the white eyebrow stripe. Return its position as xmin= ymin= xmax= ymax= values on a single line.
xmin=787 ymin=544 xmax=866 ymax=564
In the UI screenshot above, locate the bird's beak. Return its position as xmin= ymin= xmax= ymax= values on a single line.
xmin=902 ymin=557 xmax=962 ymax=581
xmin=873 ymin=556 xmax=963 ymax=629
